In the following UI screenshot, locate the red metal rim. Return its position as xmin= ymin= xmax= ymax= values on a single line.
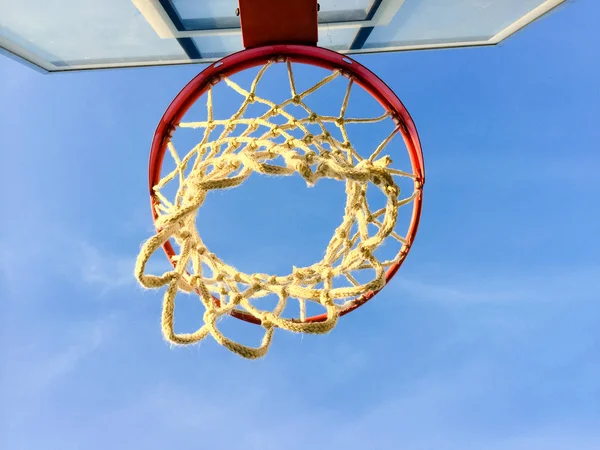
xmin=149 ymin=44 xmax=425 ymax=325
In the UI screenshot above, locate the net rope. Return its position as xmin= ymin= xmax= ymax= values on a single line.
xmin=135 ymin=60 xmax=420 ymax=359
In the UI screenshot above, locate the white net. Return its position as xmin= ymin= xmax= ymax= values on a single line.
xmin=135 ymin=59 xmax=422 ymax=359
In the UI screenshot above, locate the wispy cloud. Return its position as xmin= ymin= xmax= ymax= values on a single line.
xmin=57 ymin=359 xmax=600 ymax=450
xmin=0 ymin=313 xmax=116 ymax=443
xmin=66 ymin=239 xmax=137 ymax=292
xmin=393 ymin=265 xmax=600 ymax=305
xmin=321 ymin=363 xmax=600 ymax=450
xmin=427 ymin=154 xmax=600 ymax=186
xmin=2 ymin=315 xmax=114 ymax=397
xmin=0 ymin=225 xmax=172 ymax=297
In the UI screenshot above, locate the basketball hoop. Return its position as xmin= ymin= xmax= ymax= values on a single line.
xmin=135 ymin=2 xmax=425 ymax=359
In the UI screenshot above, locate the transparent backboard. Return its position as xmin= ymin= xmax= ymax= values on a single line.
xmin=0 ymin=0 xmax=567 ymax=73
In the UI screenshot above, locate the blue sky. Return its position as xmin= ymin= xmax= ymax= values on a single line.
xmin=1 ymin=1 xmax=599 ymax=449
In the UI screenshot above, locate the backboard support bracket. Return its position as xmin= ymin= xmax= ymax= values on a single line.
xmin=238 ymin=0 xmax=319 ymax=49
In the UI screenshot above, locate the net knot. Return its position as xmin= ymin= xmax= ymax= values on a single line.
xmin=188 ymin=275 xmax=200 ymax=287
xmin=293 ymin=267 xmax=306 ymax=280
xmin=386 ymin=185 xmax=399 ymax=197
xmin=250 ymin=276 xmax=263 ymax=291
xmin=358 ymin=244 xmax=372 ymax=258
xmin=305 ymin=150 xmax=316 ymax=163
xmin=374 ymin=155 xmax=393 ymax=167
xmin=260 ymin=314 xmax=274 ymax=329
xmin=203 ymin=309 xmax=218 ymax=323
xmin=320 ymin=291 xmax=334 ymax=306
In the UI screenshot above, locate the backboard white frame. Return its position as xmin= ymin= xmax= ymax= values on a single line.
xmin=0 ymin=0 xmax=568 ymax=73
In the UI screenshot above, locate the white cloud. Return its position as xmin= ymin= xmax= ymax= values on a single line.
xmin=59 ymin=360 xmax=600 ymax=450
xmin=1 ymin=315 xmax=114 ymax=398
xmin=0 ymin=313 xmax=117 ymax=444
xmin=0 ymin=226 xmax=172 ymax=297
xmin=393 ymin=265 xmax=600 ymax=305
xmin=67 ymin=239 xmax=138 ymax=292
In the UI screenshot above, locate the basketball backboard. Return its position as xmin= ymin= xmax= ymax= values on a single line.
xmin=0 ymin=0 xmax=567 ymax=73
